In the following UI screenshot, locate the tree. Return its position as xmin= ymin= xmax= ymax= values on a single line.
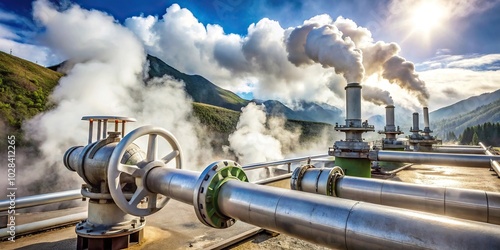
xmin=472 ymin=132 xmax=479 ymax=145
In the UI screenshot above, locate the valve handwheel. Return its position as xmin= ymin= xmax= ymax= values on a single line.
xmin=108 ymin=125 xmax=183 ymax=216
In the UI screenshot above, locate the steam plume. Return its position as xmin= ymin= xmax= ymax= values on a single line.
xmin=362 ymin=85 xmax=394 ymax=106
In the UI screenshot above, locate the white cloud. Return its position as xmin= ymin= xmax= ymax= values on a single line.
xmin=419 ymin=67 xmax=500 ymax=110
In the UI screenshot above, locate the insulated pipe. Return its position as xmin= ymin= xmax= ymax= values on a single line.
xmin=217 ymin=180 xmax=500 ymax=249
xmin=369 ymin=150 xmax=500 ymax=167
xmin=144 ymin=166 xmax=500 ymax=249
xmin=385 ymin=105 xmax=395 ymax=131
xmin=0 ymin=189 xmax=82 ymax=212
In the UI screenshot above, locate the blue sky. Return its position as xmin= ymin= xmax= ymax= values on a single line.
xmin=0 ymin=0 xmax=499 ymax=112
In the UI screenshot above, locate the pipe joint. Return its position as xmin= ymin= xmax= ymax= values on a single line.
xmin=193 ymin=160 xmax=248 ymax=229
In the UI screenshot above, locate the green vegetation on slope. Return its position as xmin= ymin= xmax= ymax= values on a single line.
xmin=0 ymin=51 xmax=62 ymax=129
xmin=459 ymin=122 xmax=500 ymax=146
xmin=147 ymin=55 xmax=249 ymax=111
xmin=191 ymin=102 xmax=336 ymax=147
xmin=433 ymin=99 xmax=500 ymax=138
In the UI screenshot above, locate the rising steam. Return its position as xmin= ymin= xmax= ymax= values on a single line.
xmin=11 ymin=0 xmax=213 ymax=200
xmin=362 ymin=85 xmax=394 ymax=106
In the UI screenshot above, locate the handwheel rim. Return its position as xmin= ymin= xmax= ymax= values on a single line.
xmin=108 ymin=125 xmax=183 ymax=216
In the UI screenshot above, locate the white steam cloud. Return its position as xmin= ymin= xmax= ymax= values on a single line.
xmin=362 ymin=85 xmax=394 ymax=106
xmin=286 ymin=16 xmax=429 ymax=106
xmin=16 ymin=0 xmax=213 ymax=197
xmin=227 ymin=103 xmax=284 ymax=164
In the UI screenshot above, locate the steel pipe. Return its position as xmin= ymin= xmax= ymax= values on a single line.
xmin=242 ymin=154 xmax=327 ymax=171
xmin=480 ymin=142 xmax=500 ymax=176
xmin=435 ymin=145 xmax=481 ymax=148
xmin=335 ymin=176 xmax=500 ymax=225
xmin=370 ymin=150 xmax=500 ymax=167
xmin=145 ymin=168 xmax=199 ymax=205
xmin=217 ymin=180 xmax=500 ymax=249
xmin=432 ymin=147 xmax=486 ymax=154
xmin=0 ymin=189 xmax=82 ymax=212
xmin=0 ymin=212 xmax=87 ymax=239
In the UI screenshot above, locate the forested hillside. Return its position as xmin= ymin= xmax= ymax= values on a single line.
xmin=458 ymin=122 xmax=500 ymax=146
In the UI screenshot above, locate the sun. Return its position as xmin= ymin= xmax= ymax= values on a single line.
xmin=409 ymin=1 xmax=448 ymax=39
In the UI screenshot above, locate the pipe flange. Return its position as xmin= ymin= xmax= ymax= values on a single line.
xmin=290 ymin=164 xmax=314 ymax=191
xmin=329 ymin=166 xmax=344 ymax=197
xmin=63 ymin=146 xmax=81 ymax=172
xmin=193 ymin=160 xmax=248 ymax=229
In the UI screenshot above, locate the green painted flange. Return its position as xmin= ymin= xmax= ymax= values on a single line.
xmin=193 ymin=160 xmax=248 ymax=228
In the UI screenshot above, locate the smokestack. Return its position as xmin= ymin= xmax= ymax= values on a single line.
xmin=412 ymin=112 xmax=420 ymax=132
xmin=385 ymin=105 xmax=395 ymax=131
xmin=345 ymin=83 xmax=362 ymax=128
xmin=423 ymin=107 xmax=430 ymax=129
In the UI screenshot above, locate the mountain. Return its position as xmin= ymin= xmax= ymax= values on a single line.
xmin=430 ymin=89 xmax=500 ymax=121
xmin=432 ymin=99 xmax=500 ymax=138
xmin=0 ymin=51 xmax=62 ymax=129
xmin=293 ymin=101 xmax=343 ymax=124
xmin=368 ymin=115 xmax=385 ymax=132
xmin=147 ymin=55 xmax=342 ymax=124
xmin=146 ymin=55 xmax=249 ymax=111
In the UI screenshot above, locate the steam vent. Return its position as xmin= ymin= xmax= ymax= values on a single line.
xmin=408 ymin=107 xmax=440 ymax=151
xmin=330 ymin=83 xmax=375 ymax=177
xmin=378 ymin=105 xmax=405 ymax=150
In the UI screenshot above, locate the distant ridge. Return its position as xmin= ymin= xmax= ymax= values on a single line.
xmin=146 ymin=55 xmax=343 ymax=124
xmin=146 ymin=55 xmax=249 ymax=111
xmin=430 ymin=89 xmax=500 ymax=121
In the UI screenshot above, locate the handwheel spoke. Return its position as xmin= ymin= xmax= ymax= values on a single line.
xmin=162 ymin=150 xmax=179 ymax=164
xmin=118 ymin=163 xmax=144 ymax=177
xmin=148 ymin=194 xmax=157 ymax=208
xmin=129 ymin=187 xmax=148 ymax=207
xmin=147 ymin=134 xmax=158 ymax=161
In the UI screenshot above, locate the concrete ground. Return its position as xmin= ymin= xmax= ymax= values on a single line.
xmin=1 ymin=163 xmax=499 ymax=250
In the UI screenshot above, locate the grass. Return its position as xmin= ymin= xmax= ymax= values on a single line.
xmin=0 ymin=51 xmax=62 ymax=129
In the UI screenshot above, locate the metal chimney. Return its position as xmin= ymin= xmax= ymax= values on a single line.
xmin=385 ymin=105 xmax=395 ymax=132
xmin=345 ymin=83 xmax=362 ymax=129
xmin=412 ymin=112 xmax=420 ymax=132
xmin=378 ymin=105 xmax=404 ymax=149
xmin=331 ymin=83 xmax=374 ymax=177
xmin=423 ymin=107 xmax=430 ymax=129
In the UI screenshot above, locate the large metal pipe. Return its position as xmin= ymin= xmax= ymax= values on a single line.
xmin=432 ymin=147 xmax=486 ymax=154
xmin=242 ymin=154 xmax=328 ymax=171
xmin=423 ymin=107 xmax=430 ymax=128
xmin=0 ymin=189 xmax=82 ymax=212
xmin=480 ymin=142 xmax=500 ymax=176
xmin=335 ymin=176 xmax=500 ymax=224
xmin=217 ymin=180 xmax=500 ymax=249
xmin=0 ymin=212 xmax=87 ymax=239
xmin=144 ymin=166 xmax=500 ymax=249
xmin=385 ymin=105 xmax=395 ymax=131
xmin=345 ymin=83 xmax=362 ymax=128
xmin=370 ymin=150 xmax=500 ymax=167
xmin=146 ymin=168 xmax=199 ymax=205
